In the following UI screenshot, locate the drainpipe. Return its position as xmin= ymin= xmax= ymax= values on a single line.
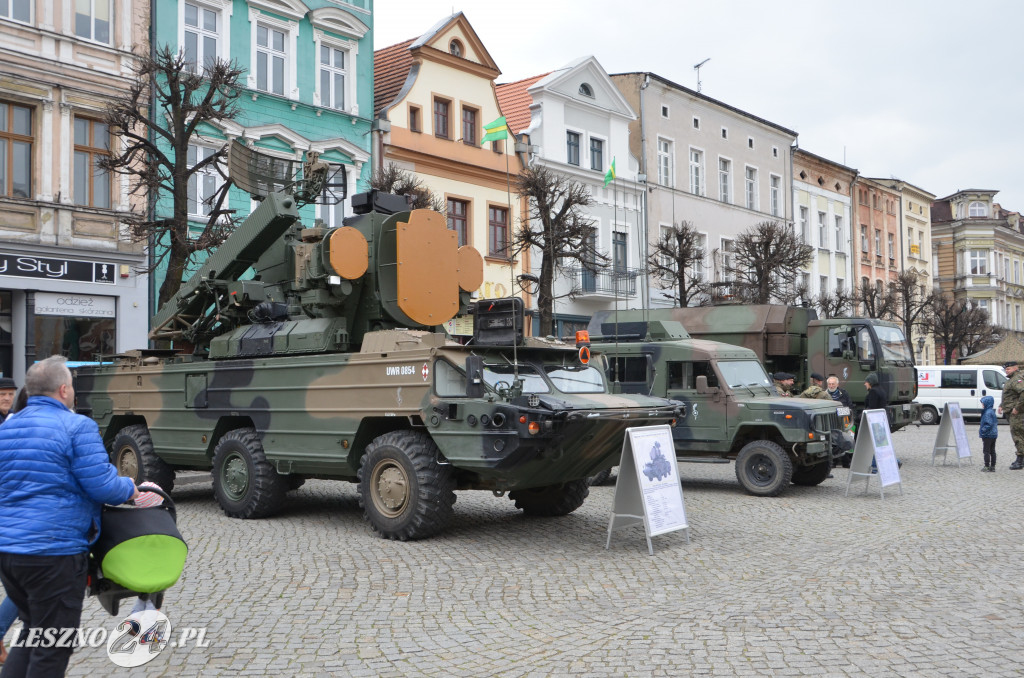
xmin=639 ymin=74 xmax=649 ymax=311
xmin=24 ymin=291 xmax=35 ymax=368
xmin=147 ymin=0 xmax=158 ymax=345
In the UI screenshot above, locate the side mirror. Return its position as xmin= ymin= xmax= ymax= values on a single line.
xmin=465 ymin=355 xmax=485 ymax=398
xmin=696 ymin=375 xmax=719 ymax=396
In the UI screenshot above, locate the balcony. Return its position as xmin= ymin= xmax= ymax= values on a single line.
xmin=568 ymin=266 xmax=640 ymax=297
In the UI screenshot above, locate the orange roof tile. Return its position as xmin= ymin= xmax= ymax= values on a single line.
xmin=374 ymin=39 xmax=415 ymax=117
xmin=496 ymin=73 xmax=549 ymax=136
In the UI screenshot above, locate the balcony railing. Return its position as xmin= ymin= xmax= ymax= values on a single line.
xmin=567 ymin=266 xmax=640 ymax=297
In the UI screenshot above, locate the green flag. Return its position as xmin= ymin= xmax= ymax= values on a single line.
xmin=603 ymin=157 xmax=617 ymax=186
xmin=480 ymin=116 xmax=509 ymax=145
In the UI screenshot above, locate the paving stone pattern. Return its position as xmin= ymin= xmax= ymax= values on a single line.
xmin=60 ymin=424 xmax=1024 ymax=676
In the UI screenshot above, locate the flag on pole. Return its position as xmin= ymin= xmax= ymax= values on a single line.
xmin=603 ymin=157 xmax=617 ymax=186
xmin=480 ymin=116 xmax=509 ymax=145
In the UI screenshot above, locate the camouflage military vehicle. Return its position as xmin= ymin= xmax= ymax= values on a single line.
xmin=587 ymin=314 xmax=847 ymax=497
xmin=646 ymin=305 xmax=920 ymax=432
xmin=75 ymin=143 xmax=677 ymax=541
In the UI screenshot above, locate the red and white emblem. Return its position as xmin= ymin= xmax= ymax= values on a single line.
xmin=421 ymin=363 xmax=430 ymax=381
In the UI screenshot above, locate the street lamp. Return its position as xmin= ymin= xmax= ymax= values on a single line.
xmin=917 ymin=336 xmax=926 ymax=364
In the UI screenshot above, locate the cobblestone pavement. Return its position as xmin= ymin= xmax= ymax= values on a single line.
xmin=53 ymin=423 xmax=1024 ymax=677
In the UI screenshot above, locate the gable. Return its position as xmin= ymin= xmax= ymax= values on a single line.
xmin=412 ymin=12 xmax=500 ymax=74
xmin=534 ymin=56 xmax=634 ymax=120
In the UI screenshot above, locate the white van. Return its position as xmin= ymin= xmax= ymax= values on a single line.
xmin=915 ymin=364 xmax=1007 ymax=425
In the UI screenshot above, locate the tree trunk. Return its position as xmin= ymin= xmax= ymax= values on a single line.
xmin=537 ymin=252 xmax=555 ymax=336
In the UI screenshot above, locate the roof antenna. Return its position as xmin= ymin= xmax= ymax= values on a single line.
xmin=694 ymin=58 xmax=710 ymax=93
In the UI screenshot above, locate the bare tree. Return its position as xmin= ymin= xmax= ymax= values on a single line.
xmin=728 ymin=221 xmax=814 ymax=304
xmin=813 ymin=287 xmax=854 ymax=319
xmin=854 ymin=278 xmax=896 ymax=319
xmin=929 ymin=294 xmax=997 ymax=364
xmin=369 ymin=162 xmax=445 ymax=213
xmin=648 ymin=221 xmax=708 ymax=307
xmin=101 ymin=45 xmax=244 ymax=307
xmin=887 ymin=270 xmax=935 ymax=349
xmin=514 ymin=165 xmax=607 ymax=336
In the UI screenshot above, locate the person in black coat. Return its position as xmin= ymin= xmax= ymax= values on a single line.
xmin=864 ymin=372 xmax=888 ymax=410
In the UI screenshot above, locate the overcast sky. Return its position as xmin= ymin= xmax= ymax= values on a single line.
xmin=374 ymin=0 xmax=1024 ymax=210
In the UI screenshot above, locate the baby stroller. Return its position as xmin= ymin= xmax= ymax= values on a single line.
xmin=87 ymin=486 xmax=188 ymax=616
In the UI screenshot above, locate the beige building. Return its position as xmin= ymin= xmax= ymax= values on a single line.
xmin=373 ymin=13 xmax=525 ymax=333
xmin=611 ymin=72 xmax=797 ymax=307
xmin=0 ymin=1 xmax=151 ymax=380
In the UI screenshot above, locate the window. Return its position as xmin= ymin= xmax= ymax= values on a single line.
xmin=448 ymin=39 xmax=462 ymax=57
xmin=1016 ymin=260 xmax=1021 ymax=284
xmin=184 ymin=2 xmax=219 ymax=73
xmin=689 ymin=148 xmax=703 ymax=195
xmin=984 ymin=370 xmax=1007 ymax=390
xmin=918 ymin=230 xmax=923 ymax=255
xmin=578 ymin=83 xmax=593 ymax=97
xmin=835 ymin=216 xmax=844 ymax=254
xmin=693 ymin=233 xmax=706 ymax=281
xmin=187 ymin=144 xmax=221 ymax=218
xmin=836 ymin=278 xmax=844 ymax=293
xmin=860 ymin=225 xmax=868 ymax=253
xmin=256 ymin=23 xmax=286 ymax=95
xmin=657 ymin=138 xmax=673 ymax=186
xmin=799 ymin=207 xmax=809 ymax=244
xmin=613 ymin=231 xmax=627 ymax=274
xmin=692 ymin=117 xmax=700 ymax=129
xmin=745 ymin=166 xmax=757 ymax=209
xmin=73 ymin=117 xmax=110 ymax=209
xmin=718 ymin=158 xmax=731 ymax=203
xmin=874 ymin=229 xmax=881 ymax=256
xmin=75 ymin=0 xmax=111 ymax=43
xmin=461 ymin=107 xmax=477 ymax=145
xmin=319 ymin=44 xmax=347 ymax=111
xmin=0 ymin=101 xmax=32 ymax=199
xmin=970 ymin=250 xmax=987 ymax=275
xmin=1 ymin=0 xmax=30 ymax=22
xmin=590 ymin=137 xmax=603 ymax=171
xmin=409 ymin=105 xmax=421 ymax=132
xmin=940 ymin=370 xmax=977 ymax=389
xmin=721 ymin=127 xmax=728 ymax=139
xmin=969 ymin=200 xmax=987 ymax=217
xmin=316 ymin=163 xmax=347 ymax=228
xmin=446 ymin=198 xmax=468 ymax=247
xmin=433 ymin=99 xmax=450 ymax=139
xmin=818 ymin=211 xmax=827 ymax=248
xmin=770 ymin=175 xmax=780 ymax=216
xmin=820 ymin=276 xmax=828 ymax=295
xmin=661 ymin=105 xmax=669 ymax=118
xmin=888 ymin=233 xmax=895 ymax=261
xmin=566 ymin=131 xmax=580 ymax=166
xmin=1005 ymin=258 xmax=1011 ymax=281
xmin=747 ymin=137 xmax=754 ymax=149
xmin=772 ymin=146 xmax=779 ymax=158
xmin=1018 ymin=305 xmax=1022 ymax=331
xmin=488 ymin=206 xmax=508 ymax=257
xmin=659 ymin=225 xmax=675 ymax=274
xmin=722 ymin=239 xmax=735 ymax=282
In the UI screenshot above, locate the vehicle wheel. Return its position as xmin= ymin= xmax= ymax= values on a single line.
xmin=587 ymin=468 xmax=613 ymax=486
xmin=509 ymin=479 xmax=590 ymax=516
xmin=791 ymin=461 xmax=832 ymax=486
xmin=735 ymin=440 xmax=793 ymax=497
xmin=357 ymin=431 xmax=455 ymax=541
xmin=919 ymin=406 xmax=939 ymax=426
xmin=212 ymin=427 xmax=286 ymax=519
xmin=110 ymin=424 xmax=175 ymax=492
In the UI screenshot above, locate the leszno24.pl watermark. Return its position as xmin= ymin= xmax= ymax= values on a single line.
xmin=8 ymin=610 xmax=209 ymax=668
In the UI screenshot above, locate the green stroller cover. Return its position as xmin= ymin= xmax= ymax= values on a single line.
xmin=92 ymin=487 xmax=187 ymax=593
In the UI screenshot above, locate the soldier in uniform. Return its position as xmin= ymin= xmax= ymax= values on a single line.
xmin=999 ymin=361 xmax=1024 ymax=470
xmin=773 ymin=372 xmax=795 ymax=397
xmin=799 ymin=372 xmax=831 ymax=400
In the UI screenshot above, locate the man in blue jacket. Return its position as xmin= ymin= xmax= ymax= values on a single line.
xmin=0 ymin=356 xmax=138 ymax=676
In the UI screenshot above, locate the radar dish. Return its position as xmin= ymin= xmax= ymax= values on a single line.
xmin=228 ymin=140 xmax=296 ymax=200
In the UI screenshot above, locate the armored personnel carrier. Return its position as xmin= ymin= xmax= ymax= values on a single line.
xmin=75 ymin=143 xmax=677 ymax=540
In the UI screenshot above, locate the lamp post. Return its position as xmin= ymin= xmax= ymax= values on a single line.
xmin=917 ymin=335 xmax=926 ymax=365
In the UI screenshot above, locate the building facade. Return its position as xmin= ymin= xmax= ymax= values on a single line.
xmin=611 ymin=72 xmax=797 ymax=307
xmin=374 ymin=13 xmax=525 ymax=335
xmin=792 ymin=149 xmax=856 ymax=304
xmin=151 ymin=0 xmax=374 ymax=303
xmin=0 ymin=0 xmax=151 ymax=380
xmin=498 ymin=56 xmax=640 ymax=337
xmin=851 ymin=177 xmax=902 ymax=311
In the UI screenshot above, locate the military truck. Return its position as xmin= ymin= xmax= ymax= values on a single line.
xmin=75 ymin=142 xmax=677 ymax=541
xmin=586 ymin=315 xmax=848 ymax=497
xmin=637 ymin=305 xmax=920 ymax=432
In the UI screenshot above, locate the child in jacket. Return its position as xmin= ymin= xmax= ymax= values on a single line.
xmin=979 ymin=395 xmax=998 ymax=471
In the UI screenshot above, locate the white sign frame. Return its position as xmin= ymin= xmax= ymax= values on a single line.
xmin=606 ymin=425 xmax=689 ymax=554
xmin=931 ymin=401 xmax=973 ymax=466
xmin=845 ymin=409 xmax=903 ymax=499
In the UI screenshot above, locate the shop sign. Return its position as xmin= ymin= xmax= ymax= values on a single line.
xmin=35 ymin=292 xmax=116 ymax=318
xmin=0 ymin=252 xmax=116 ymax=284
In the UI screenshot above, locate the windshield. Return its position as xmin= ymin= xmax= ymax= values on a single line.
xmin=482 ymin=364 xmax=550 ymax=393
xmin=717 ymin=360 xmax=773 ymax=390
xmin=544 ymin=365 xmax=606 ymax=393
xmin=875 ymin=326 xmax=913 ymax=362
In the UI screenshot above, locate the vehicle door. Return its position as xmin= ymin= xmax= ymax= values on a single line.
xmin=982 ymin=368 xmax=1007 ymax=411
xmin=665 ymin=360 xmax=728 ymax=446
xmin=823 ymin=324 xmax=870 ymax=403
xmin=940 ymin=368 xmax=979 ymax=415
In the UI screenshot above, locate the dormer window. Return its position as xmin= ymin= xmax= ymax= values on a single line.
xmin=578 ymin=83 xmax=593 ymax=97
xmin=968 ymin=200 xmax=987 ymax=217
xmin=449 ymin=39 xmax=462 ymax=57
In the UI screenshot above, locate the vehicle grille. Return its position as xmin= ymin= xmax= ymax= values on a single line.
xmin=814 ymin=412 xmax=839 ymax=433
